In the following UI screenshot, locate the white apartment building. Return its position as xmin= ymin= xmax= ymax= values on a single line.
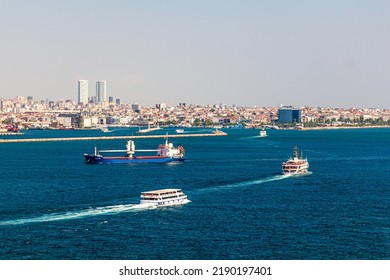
xmin=78 ymin=80 xmax=89 ymax=104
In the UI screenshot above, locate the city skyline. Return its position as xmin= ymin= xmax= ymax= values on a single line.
xmin=0 ymin=1 xmax=389 ymax=109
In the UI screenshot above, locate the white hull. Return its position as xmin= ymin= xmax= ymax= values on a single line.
xmin=282 ymin=169 xmax=308 ymax=175
xmin=282 ymin=147 xmax=309 ymax=175
xmin=140 ymin=188 xmax=190 ymax=207
xmin=140 ymin=198 xmax=191 ymax=207
xmin=282 ymin=162 xmax=309 ymax=175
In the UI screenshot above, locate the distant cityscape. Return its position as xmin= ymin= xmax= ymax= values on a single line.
xmin=1 ymin=80 xmax=390 ymax=130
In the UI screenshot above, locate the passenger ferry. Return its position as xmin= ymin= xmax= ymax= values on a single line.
xmin=140 ymin=189 xmax=190 ymax=207
xmin=84 ymin=138 xmax=185 ymax=164
xmin=282 ymin=146 xmax=309 ymax=175
xmin=100 ymin=126 xmax=110 ymax=133
xmin=259 ymin=128 xmax=267 ymax=137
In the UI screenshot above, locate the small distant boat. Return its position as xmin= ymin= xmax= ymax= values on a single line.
xmin=6 ymin=125 xmax=20 ymax=133
xmin=282 ymin=146 xmax=309 ymax=175
xmin=229 ymin=124 xmax=244 ymax=129
xmin=140 ymin=188 xmax=190 ymax=207
xmin=100 ymin=126 xmax=110 ymax=133
xmin=264 ymin=124 xmax=279 ymax=130
xmin=259 ymin=128 xmax=267 ymax=137
xmin=84 ymin=138 xmax=185 ymax=164
xmin=175 ymin=129 xmax=185 ymax=133
xmin=60 ymin=126 xmax=74 ymax=130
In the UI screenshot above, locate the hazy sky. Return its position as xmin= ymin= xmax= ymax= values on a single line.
xmin=1 ymin=0 xmax=389 ymax=108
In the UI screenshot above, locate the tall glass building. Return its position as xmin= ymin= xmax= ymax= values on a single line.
xmin=78 ymin=80 xmax=88 ymax=104
xmin=278 ymin=106 xmax=301 ymax=123
xmin=96 ymin=80 xmax=107 ymax=103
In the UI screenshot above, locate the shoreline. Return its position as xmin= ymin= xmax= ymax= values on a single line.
xmin=301 ymin=125 xmax=390 ymax=130
xmin=0 ymin=130 xmax=227 ymax=143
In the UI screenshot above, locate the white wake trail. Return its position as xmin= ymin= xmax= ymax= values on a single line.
xmin=197 ymin=174 xmax=292 ymax=193
xmin=1 ymin=175 xmax=295 ymax=226
xmin=0 ymin=203 xmax=155 ymax=226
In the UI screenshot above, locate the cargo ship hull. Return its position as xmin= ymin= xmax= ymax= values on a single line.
xmin=84 ymin=154 xmax=185 ymax=164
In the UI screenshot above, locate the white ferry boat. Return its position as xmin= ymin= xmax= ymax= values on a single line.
xmin=100 ymin=126 xmax=110 ymax=133
xmin=175 ymin=129 xmax=185 ymax=133
xmin=140 ymin=189 xmax=190 ymax=207
xmin=259 ymin=128 xmax=267 ymax=137
xmin=282 ymin=146 xmax=309 ymax=175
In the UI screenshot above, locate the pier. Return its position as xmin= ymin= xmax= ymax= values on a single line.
xmin=137 ymin=124 xmax=162 ymax=134
xmin=0 ymin=132 xmax=24 ymax=136
xmin=0 ymin=130 xmax=227 ymax=143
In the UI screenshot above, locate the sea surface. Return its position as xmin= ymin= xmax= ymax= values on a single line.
xmin=0 ymin=127 xmax=389 ymax=260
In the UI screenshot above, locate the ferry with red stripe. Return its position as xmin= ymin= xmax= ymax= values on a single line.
xmin=282 ymin=146 xmax=309 ymax=175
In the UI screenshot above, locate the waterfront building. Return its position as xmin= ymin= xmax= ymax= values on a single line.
xmin=27 ymin=96 xmax=34 ymax=105
xmin=78 ymin=80 xmax=89 ymax=104
xmin=48 ymin=101 xmax=55 ymax=109
xmin=56 ymin=113 xmax=80 ymax=128
xmin=88 ymin=96 xmax=96 ymax=104
xmin=96 ymin=80 xmax=107 ymax=103
xmin=278 ymin=106 xmax=301 ymax=123
xmin=132 ymin=103 xmax=140 ymax=111
xmin=156 ymin=103 xmax=167 ymax=110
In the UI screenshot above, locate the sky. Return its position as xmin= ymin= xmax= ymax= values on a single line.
xmin=0 ymin=0 xmax=389 ymax=108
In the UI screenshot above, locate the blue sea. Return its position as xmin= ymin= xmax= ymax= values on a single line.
xmin=0 ymin=127 xmax=389 ymax=260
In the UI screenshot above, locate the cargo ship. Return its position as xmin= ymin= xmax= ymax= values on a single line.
xmin=84 ymin=139 xmax=185 ymax=164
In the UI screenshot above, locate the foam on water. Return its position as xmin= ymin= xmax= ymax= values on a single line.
xmin=193 ymin=174 xmax=291 ymax=194
xmin=0 ymin=203 xmax=155 ymax=226
xmin=0 ymin=175 xmax=291 ymax=226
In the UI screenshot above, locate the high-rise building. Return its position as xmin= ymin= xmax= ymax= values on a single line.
xmin=78 ymin=80 xmax=89 ymax=104
xmin=96 ymin=80 xmax=107 ymax=103
xmin=278 ymin=106 xmax=301 ymax=123
xmin=132 ymin=103 xmax=140 ymax=111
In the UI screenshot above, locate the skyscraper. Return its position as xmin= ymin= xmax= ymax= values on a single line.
xmin=78 ymin=80 xmax=89 ymax=104
xmin=96 ymin=80 xmax=107 ymax=103
xmin=278 ymin=106 xmax=301 ymax=123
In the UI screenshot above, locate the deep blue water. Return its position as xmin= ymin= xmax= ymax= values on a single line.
xmin=0 ymin=128 xmax=389 ymax=259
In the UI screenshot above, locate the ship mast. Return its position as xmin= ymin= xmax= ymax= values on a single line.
xmin=294 ymin=146 xmax=298 ymax=158
xmin=126 ymin=140 xmax=135 ymax=157
xmin=164 ymin=132 xmax=169 ymax=146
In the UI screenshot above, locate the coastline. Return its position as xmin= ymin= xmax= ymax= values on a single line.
xmin=301 ymin=125 xmax=390 ymax=130
xmin=0 ymin=130 xmax=227 ymax=143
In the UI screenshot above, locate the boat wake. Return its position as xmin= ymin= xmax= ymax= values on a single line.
xmin=196 ymin=174 xmax=292 ymax=193
xmin=292 ymin=171 xmax=313 ymax=176
xmin=0 ymin=175 xmax=294 ymax=226
xmin=0 ymin=203 xmax=155 ymax=226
